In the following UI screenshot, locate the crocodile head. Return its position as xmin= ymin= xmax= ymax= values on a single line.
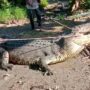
xmin=72 ymin=34 xmax=90 ymax=46
xmin=73 ymin=23 xmax=90 ymax=36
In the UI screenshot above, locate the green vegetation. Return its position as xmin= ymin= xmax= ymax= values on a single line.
xmin=40 ymin=0 xmax=48 ymax=7
xmin=11 ymin=7 xmax=27 ymax=20
xmin=82 ymin=0 xmax=90 ymax=8
xmin=0 ymin=7 xmax=27 ymax=23
xmin=56 ymin=14 xmax=65 ymax=20
xmin=69 ymin=0 xmax=90 ymax=13
xmin=0 ymin=0 xmax=10 ymax=8
xmin=0 ymin=0 xmax=48 ymax=23
xmin=0 ymin=0 xmax=90 ymax=23
xmin=0 ymin=8 xmax=12 ymax=23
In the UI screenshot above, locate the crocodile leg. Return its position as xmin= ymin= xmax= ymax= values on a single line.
xmin=81 ymin=45 xmax=90 ymax=59
xmin=0 ymin=48 xmax=13 ymax=71
xmin=0 ymin=63 xmax=8 ymax=71
xmin=39 ymin=57 xmax=53 ymax=76
xmin=0 ymin=61 xmax=13 ymax=71
xmin=82 ymin=47 xmax=90 ymax=57
xmin=6 ymin=64 xmax=13 ymax=70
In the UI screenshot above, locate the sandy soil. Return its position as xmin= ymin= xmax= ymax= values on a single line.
xmin=0 ymin=15 xmax=90 ymax=90
xmin=0 ymin=55 xmax=90 ymax=90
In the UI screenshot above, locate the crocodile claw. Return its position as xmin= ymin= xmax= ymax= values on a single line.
xmin=42 ymin=70 xmax=53 ymax=76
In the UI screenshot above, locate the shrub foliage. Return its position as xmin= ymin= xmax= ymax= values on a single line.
xmin=0 ymin=0 xmax=90 ymax=23
xmin=0 ymin=0 xmax=48 ymax=23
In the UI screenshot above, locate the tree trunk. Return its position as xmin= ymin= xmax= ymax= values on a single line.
xmin=69 ymin=0 xmax=85 ymax=13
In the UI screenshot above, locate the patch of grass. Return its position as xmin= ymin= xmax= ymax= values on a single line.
xmin=0 ymin=0 xmax=48 ymax=24
xmin=0 ymin=8 xmax=13 ymax=23
xmin=57 ymin=14 xmax=65 ymax=20
xmin=0 ymin=6 xmax=27 ymax=23
xmin=40 ymin=0 xmax=48 ymax=7
xmin=11 ymin=7 xmax=27 ymax=20
xmin=81 ymin=0 xmax=90 ymax=9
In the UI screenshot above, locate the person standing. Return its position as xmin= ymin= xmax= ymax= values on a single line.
xmin=26 ymin=0 xmax=42 ymax=30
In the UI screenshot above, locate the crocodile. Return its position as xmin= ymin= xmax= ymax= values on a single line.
xmin=0 ymin=23 xmax=90 ymax=75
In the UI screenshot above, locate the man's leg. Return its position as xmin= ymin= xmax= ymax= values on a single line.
xmin=27 ymin=9 xmax=35 ymax=30
xmin=35 ymin=8 xmax=42 ymax=27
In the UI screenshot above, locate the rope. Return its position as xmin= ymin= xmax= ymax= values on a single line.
xmin=0 ymin=15 xmax=89 ymax=57
xmin=0 ymin=16 xmax=79 ymax=43
xmin=0 ymin=37 xmax=57 ymax=43
xmin=50 ymin=17 xmax=76 ymax=31
xmin=0 ymin=18 xmax=79 ymax=56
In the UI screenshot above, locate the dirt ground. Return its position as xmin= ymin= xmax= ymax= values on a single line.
xmin=0 ymin=16 xmax=90 ymax=90
xmin=0 ymin=55 xmax=90 ymax=90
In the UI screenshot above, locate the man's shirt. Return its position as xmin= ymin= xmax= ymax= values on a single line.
xmin=26 ymin=0 xmax=39 ymax=9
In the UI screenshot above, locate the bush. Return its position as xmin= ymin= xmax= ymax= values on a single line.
xmin=40 ymin=0 xmax=48 ymax=7
xmin=0 ymin=0 xmax=48 ymax=23
xmin=82 ymin=0 xmax=90 ymax=8
xmin=11 ymin=7 xmax=27 ymax=20
xmin=0 ymin=0 xmax=10 ymax=9
xmin=0 ymin=8 xmax=13 ymax=23
xmin=0 ymin=7 xmax=27 ymax=23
